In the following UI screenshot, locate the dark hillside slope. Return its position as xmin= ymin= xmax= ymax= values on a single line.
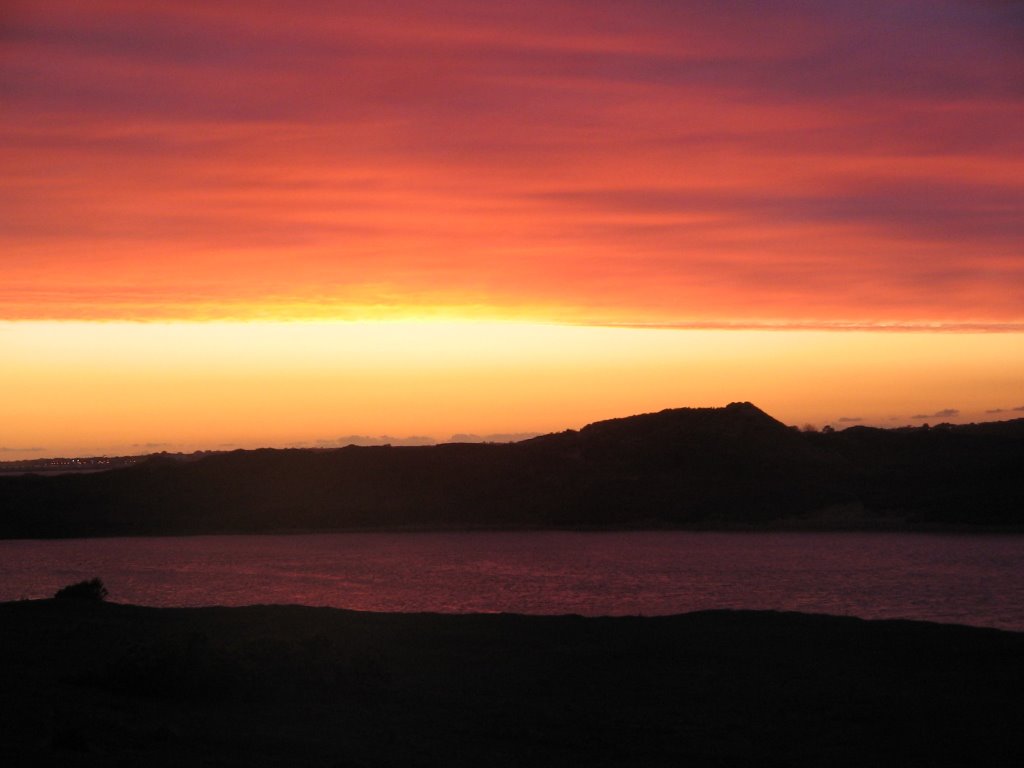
xmin=1 ymin=405 xmax=1022 ymax=537
xmin=524 ymin=402 xmax=846 ymax=523
xmin=803 ymin=421 xmax=1024 ymax=525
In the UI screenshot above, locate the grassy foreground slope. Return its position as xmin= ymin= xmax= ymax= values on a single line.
xmin=1 ymin=600 xmax=1021 ymax=767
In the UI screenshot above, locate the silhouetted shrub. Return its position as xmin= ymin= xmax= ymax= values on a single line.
xmin=54 ymin=577 xmax=108 ymax=601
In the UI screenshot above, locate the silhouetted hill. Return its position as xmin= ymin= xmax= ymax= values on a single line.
xmin=1 ymin=404 xmax=1022 ymax=537
xmin=2 ymin=600 xmax=1022 ymax=767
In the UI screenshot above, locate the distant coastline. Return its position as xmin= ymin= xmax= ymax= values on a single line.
xmin=2 ymin=402 xmax=1022 ymax=539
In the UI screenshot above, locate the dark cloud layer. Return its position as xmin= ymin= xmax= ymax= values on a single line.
xmin=912 ymin=408 xmax=962 ymax=419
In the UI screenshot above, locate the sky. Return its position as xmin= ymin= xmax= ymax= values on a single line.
xmin=1 ymin=0 xmax=1022 ymax=458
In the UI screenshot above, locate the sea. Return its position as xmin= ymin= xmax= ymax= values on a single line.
xmin=2 ymin=531 xmax=1022 ymax=631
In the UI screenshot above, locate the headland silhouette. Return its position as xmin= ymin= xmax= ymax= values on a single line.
xmin=1 ymin=402 xmax=1022 ymax=538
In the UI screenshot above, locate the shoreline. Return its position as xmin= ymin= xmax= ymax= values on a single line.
xmin=4 ymin=520 xmax=1024 ymax=541
xmin=6 ymin=518 xmax=1024 ymax=540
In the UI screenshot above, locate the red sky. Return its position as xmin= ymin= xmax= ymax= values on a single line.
xmin=1 ymin=1 xmax=1022 ymax=458
xmin=3 ymin=0 xmax=1021 ymax=326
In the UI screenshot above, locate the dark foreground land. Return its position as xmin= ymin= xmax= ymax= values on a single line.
xmin=1 ymin=601 xmax=1021 ymax=767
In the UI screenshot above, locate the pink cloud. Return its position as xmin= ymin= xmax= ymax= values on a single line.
xmin=1 ymin=1 xmax=1022 ymax=323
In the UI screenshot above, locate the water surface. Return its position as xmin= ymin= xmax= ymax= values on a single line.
xmin=2 ymin=531 xmax=1022 ymax=630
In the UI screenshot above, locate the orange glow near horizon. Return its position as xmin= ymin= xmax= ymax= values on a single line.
xmin=2 ymin=320 xmax=1022 ymax=460
xmin=2 ymin=2 xmax=1023 ymax=458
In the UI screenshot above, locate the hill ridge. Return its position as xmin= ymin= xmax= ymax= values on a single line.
xmin=1 ymin=403 xmax=1023 ymax=537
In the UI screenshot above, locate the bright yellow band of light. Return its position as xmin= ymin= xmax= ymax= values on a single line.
xmin=2 ymin=320 xmax=1022 ymax=459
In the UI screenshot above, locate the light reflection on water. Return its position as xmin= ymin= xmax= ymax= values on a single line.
xmin=1 ymin=531 xmax=1022 ymax=631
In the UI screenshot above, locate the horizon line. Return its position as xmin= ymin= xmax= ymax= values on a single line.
xmin=5 ymin=405 xmax=1024 ymax=465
